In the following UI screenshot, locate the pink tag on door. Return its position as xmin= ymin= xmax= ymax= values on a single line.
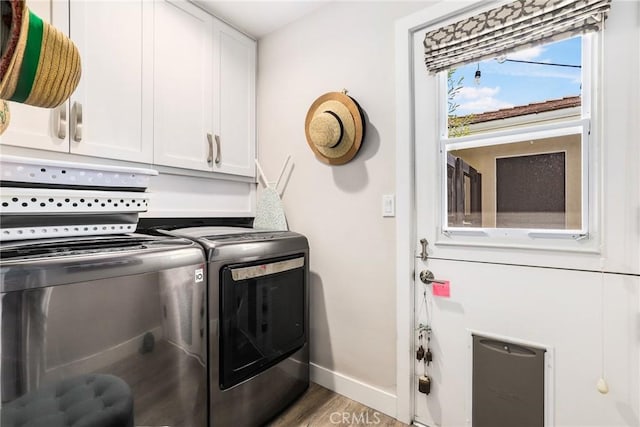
xmin=432 ymin=280 xmax=450 ymax=298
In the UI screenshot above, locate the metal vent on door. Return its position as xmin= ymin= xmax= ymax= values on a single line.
xmin=472 ymin=335 xmax=546 ymax=427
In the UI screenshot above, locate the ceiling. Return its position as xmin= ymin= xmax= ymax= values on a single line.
xmin=194 ymin=1 xmax=330 ymax=39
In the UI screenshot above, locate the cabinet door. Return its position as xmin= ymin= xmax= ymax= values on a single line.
xmin=213 ymin=21 xmax=256 ymax=178
xmin=0 ymin=0 xmax=69 ymax=153
xmin=153 ymin=0 xmax=214 ymax=171
xmin=68 ymin=0 xmax=152 ymax=163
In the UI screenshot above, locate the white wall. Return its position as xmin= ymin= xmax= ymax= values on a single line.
xmin=144 ymin=171 xmax=254 ymax=218
xmin=257 ymin=0 xmax=430 ymax=413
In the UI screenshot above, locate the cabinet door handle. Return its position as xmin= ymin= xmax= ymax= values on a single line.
xmin=71 ymin=101 xmax=83 ymax=142
xmin=56 ymin=105 xmax=67 ymax=139
xmin=207 ymin=133 xmax=214 ymax=164
xmin=214 ymin=134 xmax=221 ymax=165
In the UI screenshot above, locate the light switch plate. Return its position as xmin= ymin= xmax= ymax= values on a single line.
xmin=382 ymin=194 xmax=395 ymax=217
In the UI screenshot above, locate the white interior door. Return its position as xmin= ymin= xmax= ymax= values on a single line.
xmin=409 ymin=14 xmax=640 ymax=427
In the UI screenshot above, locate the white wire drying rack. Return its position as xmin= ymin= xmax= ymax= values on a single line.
xmin=0 ymin=155 xmax=158 ymax=241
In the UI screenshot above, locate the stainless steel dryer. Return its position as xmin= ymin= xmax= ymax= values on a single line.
xmin=163 ymin=227 xmax=309 ymax=427
xmin=0 ymin=234 xmax=208 ymax=427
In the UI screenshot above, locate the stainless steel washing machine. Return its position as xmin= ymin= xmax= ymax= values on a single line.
xmin=0 ymin=234 xmax=208 ymax=427
xmin=162 ymin=227 xmax=309 ymax=427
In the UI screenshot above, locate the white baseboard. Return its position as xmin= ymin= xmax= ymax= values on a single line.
xmin=310 ymin=362 xmax=398 ymax=420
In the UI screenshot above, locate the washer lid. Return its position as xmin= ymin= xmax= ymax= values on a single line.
xmin=162 ymin=226 xmax=306 ymax=254
xmin=0 ymin=233 xmax=196 ymax=258
xmin=166 ymin=226 xmax=257 ymax=239
xmin=0 ymin=233 xmax=205 ymax=293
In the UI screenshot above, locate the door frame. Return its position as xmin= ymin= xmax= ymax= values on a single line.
xmin=393 ymin=1 xmax=500 ymax=423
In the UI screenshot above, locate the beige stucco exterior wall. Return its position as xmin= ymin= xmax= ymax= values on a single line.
xmin=452 ymin=134 xmax=582 ymax=229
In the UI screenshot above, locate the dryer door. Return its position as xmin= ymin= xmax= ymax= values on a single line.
xmin=219 ymin=254 xmax=306 ymax=389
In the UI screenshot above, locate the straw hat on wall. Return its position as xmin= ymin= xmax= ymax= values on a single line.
xmin=305 ymin=90 xmax=365 ymax=165
xmin=0 ymin=0 xmax=81 ymax=108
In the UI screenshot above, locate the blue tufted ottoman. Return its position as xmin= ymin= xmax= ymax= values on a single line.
xmin=1 ymin=373 xmax=134 ymax=427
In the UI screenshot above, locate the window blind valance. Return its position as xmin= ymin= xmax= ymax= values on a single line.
xmin=424 ymin=0 xmax=611 ymax=73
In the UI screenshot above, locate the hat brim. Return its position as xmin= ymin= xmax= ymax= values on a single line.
xmin=305 ymin=92 xmax=365 ymax=165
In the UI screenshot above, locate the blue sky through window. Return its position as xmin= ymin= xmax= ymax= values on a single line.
xmin=450 ymin=36 xmax=582 ymax=116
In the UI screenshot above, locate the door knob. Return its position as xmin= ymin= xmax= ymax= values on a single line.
xmin=419 ymin=270 xmax=446 ymax=285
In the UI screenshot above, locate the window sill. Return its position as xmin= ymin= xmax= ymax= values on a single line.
xmin=436 ymin=227 xmax=599 ymax=255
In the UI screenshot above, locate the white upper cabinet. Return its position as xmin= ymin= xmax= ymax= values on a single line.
xmin=153 ymin=0 xmax=214 ymax=172
xmin=0 ymin=0 xmax=68 ymax=152
xmin=69 ymin=0 xmax=153 ymax=163
xmin=153 ymin=1 xmax=256 ymax=177
xmin=0 ymin=0 xmax=153 ymax=163
xmin=213 ymin=20 xmax=256 ymax=177
xmin=1 ymin=0 xmax=256 ymax=180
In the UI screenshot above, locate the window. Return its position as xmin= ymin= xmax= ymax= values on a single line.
xmin=440 ymin=35 xmax=591 ymax=238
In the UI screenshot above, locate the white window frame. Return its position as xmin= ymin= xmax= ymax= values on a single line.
xmin=437 ymin=34 xmax=596 ymax=246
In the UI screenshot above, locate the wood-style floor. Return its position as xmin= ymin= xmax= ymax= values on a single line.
xmin=267 ymin=383 xmax=408 ymax=427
